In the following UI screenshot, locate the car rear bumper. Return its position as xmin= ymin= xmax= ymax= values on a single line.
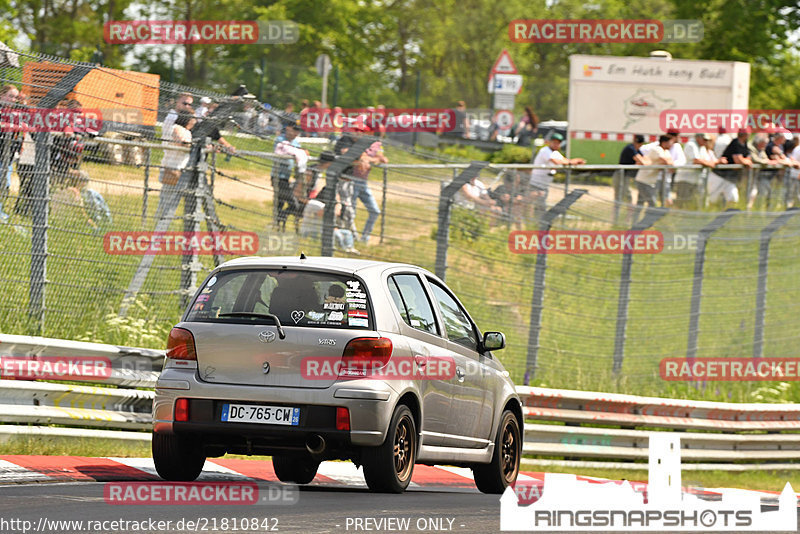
xmin=153 ymin=368 xmax=397 ymax=450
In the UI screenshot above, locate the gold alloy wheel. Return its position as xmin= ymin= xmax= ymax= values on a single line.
xmin=393 ymin=414 xmax=415 ymax=482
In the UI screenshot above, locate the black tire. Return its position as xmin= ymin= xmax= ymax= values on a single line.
xmin=152 ymin=432 xmax=206 ymax=481
xmin=362 ymin=404 xmax=417 ymax=493
xmin=472 ymin=410 xmax=521 ymax=494
xmin=272 ymin=455 xmax=320 ymax=484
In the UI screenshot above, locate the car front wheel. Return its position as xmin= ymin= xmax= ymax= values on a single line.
xmin=472 ymin=410 xmax=521 ymax=494
xmin=362 ymin=404 xmax=417 ymax=493
xmin=152 ymin=432 xmax=206 ymax=481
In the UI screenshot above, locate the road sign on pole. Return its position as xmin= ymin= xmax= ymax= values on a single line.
xmin=490 ymin=49 xmax=518 ymax=75
xmin=488 ymin=73 xmax=523 ymax=94
xmin=494 ymin=109 xmax=515 ymax=129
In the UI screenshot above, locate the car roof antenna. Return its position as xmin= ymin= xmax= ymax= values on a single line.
xmin=299 ymin=252 xmax=307 ymax=260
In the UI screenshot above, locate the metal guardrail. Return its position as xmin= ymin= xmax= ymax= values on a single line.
xmin=0 ymin=337 xmax=798 ymax=467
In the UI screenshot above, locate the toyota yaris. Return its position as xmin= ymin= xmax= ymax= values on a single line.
xmin=152 ymin=256 xmax=522 ymax=493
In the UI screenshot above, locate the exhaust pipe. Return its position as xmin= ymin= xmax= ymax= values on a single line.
xmin=306 ymin=434 xmax=326 ymax=455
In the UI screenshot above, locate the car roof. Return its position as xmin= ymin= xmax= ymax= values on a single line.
xmin=216 ymin=255 xmax=434 ymax=277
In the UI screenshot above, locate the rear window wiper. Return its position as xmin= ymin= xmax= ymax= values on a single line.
xmin=218 ymin=312 xmax=286 ymax=339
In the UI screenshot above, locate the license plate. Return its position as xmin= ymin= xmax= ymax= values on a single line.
xmin=221 ymin=404 xmax=300 ymax=426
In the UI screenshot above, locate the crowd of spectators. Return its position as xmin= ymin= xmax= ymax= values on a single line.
xmin=620 ymin=128 xmax=800 ymax=211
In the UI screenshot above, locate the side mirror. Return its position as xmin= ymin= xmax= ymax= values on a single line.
xmin=482 ymin=331 xmax=505 ymax=352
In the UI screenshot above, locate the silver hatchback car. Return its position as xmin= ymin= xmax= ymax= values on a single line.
xmin=152 ymin=255 xmax=522 ymax=493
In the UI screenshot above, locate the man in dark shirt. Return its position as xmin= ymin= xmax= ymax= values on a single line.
xmin=615 ymin=134 xmax=645 ymax=203
xmin=720 ymin=129 xmax=752 ymax=183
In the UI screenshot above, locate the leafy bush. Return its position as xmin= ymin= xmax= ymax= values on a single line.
xmin=438 ymin=144 xmax=490 ymax=162
xmin=489 ymin=144 xmax=533 ymax=164
xmin=449 ymin=206 xmax=488 ymax=243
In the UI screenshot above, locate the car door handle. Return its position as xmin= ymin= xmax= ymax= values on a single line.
xmin=456 ymin=366 xmax=466 ymax=381
xmin=414 ymin=355 xmax=427 ymax=367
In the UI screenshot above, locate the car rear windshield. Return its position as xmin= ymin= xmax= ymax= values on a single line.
xmin=185 ymin=269 xmax=371 ymax=329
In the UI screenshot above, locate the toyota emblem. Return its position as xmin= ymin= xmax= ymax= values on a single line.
xmin=258 ymin=330 xmax=276 ymax=343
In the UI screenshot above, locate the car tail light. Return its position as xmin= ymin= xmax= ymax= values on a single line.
xmin=175 ymin=398 xmax=189 ymax=421
xmin=336 ymin=407 xmax=350 ymax=431
xmin=340 ymin=337 xmax=393 ymax=376
xmin=166 ymin=327 xmax=197 ymax=360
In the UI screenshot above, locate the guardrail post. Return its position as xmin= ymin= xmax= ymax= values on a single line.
xmin=379 ymin=165 xmax=388 ymax=244
xmin=745 ymin=167 xmax=754 ymax=210
xmin=753 ymin=209 xmax=799 ymax=358
xmin=180 ymin=143 xmax=206 ymax=308
xmin=613 ymin=207 xmax=667 ymax=374
xmin=321 ymin=137 xmax=373 ymax=257
xmin=435 ymin=162 xmax=488 ymax=280
xmin=525 ymin=189 xmax=587 ymax=383
xmin=686 ymin=210 xmax=738 ymax=360
xmin=564 ymin=167 xmax=571 ymax=195
xmin=29 ymin=132 xmax=51 ymax=335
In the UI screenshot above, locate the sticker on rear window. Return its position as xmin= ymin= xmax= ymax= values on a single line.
xmin=348 ymin=302 xmax=366 ymax=310
xmin=307 ymin=311 xmax=326 ymax=322
xmin=327 ymin=311 xmax=344 ymax=322
xmin=207 ymin=276 xmax=218 ymax=286
xmin=346 ymin=280 xmax=361 ymax=291
xmin=349 ymin=317 xmax=368 ymax=327
xmin=291 ymin=310 xmax=305 ymax=324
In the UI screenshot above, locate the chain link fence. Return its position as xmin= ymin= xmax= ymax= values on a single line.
xmin=2 ymin=47 xmax=799 ymax=400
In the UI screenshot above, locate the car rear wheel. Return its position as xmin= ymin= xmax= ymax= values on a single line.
xmin=152 ymin=432 xmax=206 ymax=481
xmin=472 ymin=410 xmax=521 ymax=494
xmin=272 ymin=455 xmax=320 ymax=484
xmin=362 ymin=404 xmax=417 ymax=493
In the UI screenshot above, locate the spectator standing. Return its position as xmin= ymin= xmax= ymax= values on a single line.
xmin=514 ymin=106 xmax=539 ymax=147
xmin=154 ymin=113 xmax=195 ymax=221
xmin=674 ymin=133 xmax=717 ymax=209
xmin=616 ymin=134 xmax=645 ymax=203
xmin=635 ymin=135 xmax=673 ymax=208
xmin=195 ymin=96 xmax=212 ymax=118
xmin=747 ymin=133 xmax=781 ymax=209
xmin=720 ymin=129 xmax=753 ymax=202
xmin=272 ymin=124 xmax=308 ymax=231
xmin=489 ymin=171 xmax=524 ymax=226
xmin=441 ymin=101 xmax=470 ymax=139
xmin=455 ymin=175 xmax=500 ymax=214
xmin=0 ymin=84 xmax=22 ymax=222
xmin=714 ymin=126 xmax=732 ymax=158
xmin=703 ymin=135 xmax=738 ymax=208
xmin=162 ymin=92 xmax=193 ymax=142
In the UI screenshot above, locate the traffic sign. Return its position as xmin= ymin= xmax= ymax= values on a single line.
xmin=493 ymin=92 xmax=515 ymax=110
xmin=494 ymin=110 xmax=515 ymax=130
xmin=488 ymin=73 xmax=523 ymax=94
xmin=490 ymin=49 xmax=517 ymax=75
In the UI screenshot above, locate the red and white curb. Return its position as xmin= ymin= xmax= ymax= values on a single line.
xmin=0 ymin=455 xmax=796 ymax=506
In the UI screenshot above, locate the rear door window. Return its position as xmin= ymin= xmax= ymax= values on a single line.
xmin=389 ymin=274 xmax=439 ymax=335
xmin=186 ymin=269 xmax=371 ymax=329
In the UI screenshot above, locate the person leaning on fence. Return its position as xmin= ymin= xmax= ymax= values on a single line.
xmin=635 ymin=134 xmax=673 ymax=208
xmin=719 ymin=129 xmax=753 ymax=200
xmin=528 ymin=133 xmax=585 ymax=221
xmin=272 ymin=123 xmax=308 ymax=231
xmin=674 ymin=133 xmax=716 ymax=210
xmin=488 ymin=171 xmax=524 ymax=226
xmin=701 ymin=135 xmax=739 ymax=208
xmin=747 ymin=133 xmax=782 ymax=210
xmin=454 ymin=175 xmax=501 ymax=216
xmin=786 ymin=136 xmax=800 ymax=207
xmin=616 ymin=134 xmax=645 ymax=203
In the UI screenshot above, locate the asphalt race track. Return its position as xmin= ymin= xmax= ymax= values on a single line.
xmin=0 ymin=456 xmax=796 ymax=534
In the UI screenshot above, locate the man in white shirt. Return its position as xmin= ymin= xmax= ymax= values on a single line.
xmin=675 ymin=133 xmax=717 ymax=209
xmin=704 ymin=136 xmax=738 ymax=208
xmin=195 ymin=96 xmax=212 ymax=118
xmin=635 ymin=135 xmax=673 ymax=207
xmin=528 ymin=133 xmax=585 ymax=220
xmin=714 ymin=127 xmax=732 ymax=159
xmin=162 ymin=93 xmax=193 ymax=141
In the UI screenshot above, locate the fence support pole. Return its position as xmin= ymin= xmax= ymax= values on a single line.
xmin=745 ymin=167 xmax=754 ymax=210
xmin=379 ymin=166 xmax=387 ymax=244
xmin=753 ymin=209 xmax=798 ymax=358
xmin=28 ymin=133 xmax=51 ymax=335
xmin=612 ymin=207 xmax=667 ymax=374
xmin=435 ymin=162 xmax=489 ymax=280
xmin=142 ymin=147 xmax=150 ymax=229
xmin=686 ymin=210 xmax=739 ymax=360
xmin=524 ymin=189 xmax=587 ymax=383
